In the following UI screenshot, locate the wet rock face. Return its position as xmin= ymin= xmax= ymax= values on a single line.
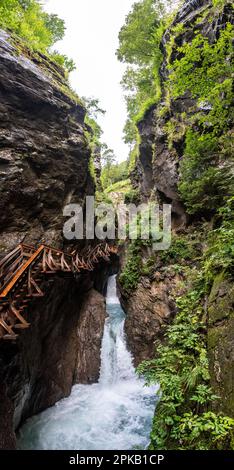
xmin=0 ymin=278 xmax=81 ymax=428
xmin=125 ymin=0 xmax=233 ymax=366
xmin=0 ymin=277 xmax=107 ymax=448
xmin=0 ymin=384 xmax=16 ymax=449
xmin=135 ymin=106 xmax=156 ymax=201
xmin=75 ymin=289 xmax=106 ymax=384
xmin=131 ymin=0 xmax=233 ymax=228
xmin=0 ymin=30 xmax=102 ymax=449
xmin=0 ymin=29 xmax=93 ymax=251
xmin=208 ymin=275 xmax=234 ymax=418
xmin=120 ymin=272 xmax=179 ymax=367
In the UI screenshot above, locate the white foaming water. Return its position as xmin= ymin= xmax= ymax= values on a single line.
xmin=18 ymin=275 xmax=158 ymax=450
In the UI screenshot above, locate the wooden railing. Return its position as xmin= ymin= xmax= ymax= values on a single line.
xmin=0 ymin=243 xmax=118 ymax=340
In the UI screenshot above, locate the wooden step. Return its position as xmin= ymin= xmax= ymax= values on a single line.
xmin=3 ymin=334 xmax=18 ymax=340
xmin=14 ymin=323 xmax=30 ymax=330
xmin=0 ymin=319 xmax=15 ymax=335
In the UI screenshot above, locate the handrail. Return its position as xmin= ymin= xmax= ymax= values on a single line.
xmin=0 ymin=245 xmax=45 ymax=298
xmin=0 ymin=242 xmax=118 ymax=340
xmin=0 ymin=245 xmax=22 ymax=268
xmin=0 ymin=243 xmax=118 ymax=298
xmin=43 ymin=245 xmax=73 ymax=258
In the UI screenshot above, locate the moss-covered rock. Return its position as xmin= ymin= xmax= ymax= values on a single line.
xmin=208 ymin=276 xmax=234 ymax=417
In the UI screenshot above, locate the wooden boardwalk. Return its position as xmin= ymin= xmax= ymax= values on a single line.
xmin=0 ymin=243 xmax=118 ymax=340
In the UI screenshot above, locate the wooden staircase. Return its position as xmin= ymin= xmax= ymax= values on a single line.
xmin=0 ymin=243 xmax=118 ymax=341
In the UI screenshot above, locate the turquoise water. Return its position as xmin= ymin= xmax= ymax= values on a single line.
xmin=18 ymin=275 xmax=158 ymax=450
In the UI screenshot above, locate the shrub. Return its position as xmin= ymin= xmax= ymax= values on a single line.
xmin=167 ymin=23 xmax=233 ymax=216
xmin=124 ymin=189 xmax=141 ymax=204
xmin=0 ymin=0 xmax=73 ymax=72
xmin=105 ymin=179 xmax=131 ymax=194
xmin=119 ymin=243 xmax=142 ymax=293
xmin=138 ymin=280 xmax=234 ymax=450
xmin=160 ymin=235 xmax=197 ymax=263
xmin=204 ymin=197 xmax=234 ymax=285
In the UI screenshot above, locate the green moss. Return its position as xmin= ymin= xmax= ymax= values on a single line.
xmin=141 ymin=256 xmax=156 ymax=276
xmin=208 ymin=274 xmax=234 ymax=325
xmin=160 ymin=235 xmax=198 ymax=263
xmin=164 ymin=118 xmax=186 ymax=150
xmin=207 ymin=327 xmax=221 ymax=350
xmin=164 ymin=22 xmax=234 ymax=216
xmin=212 ymin=0 xmax=226 ymax=7
xmin=57 ymin=82 xmax=82 ymax=104
xmin=134 ymin=96 xmax=159 ymax=125
xmin=139 ymin=203 xmax=234 ymax=449
xmin=119 ymin=242 xmax=142 ymax=293
xmin=139 ymin=274 xmax=234 ymax=450
xmin=124 ymin=188 xmax=141 ymax=204
xmin=105 ymin=179 xmax=132 ymax=194
xmin=204 ymin=197 xmax=234 ymax=284
xmin=0 ymin=0 xmax=74 ymax=72
xmin=208 ymin=271 xmax=226 ymax=303
xmin=88 ymin=157 xmax=96 ymax=184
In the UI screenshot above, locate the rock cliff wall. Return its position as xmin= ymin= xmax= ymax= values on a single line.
xmin=120 ymin=0 xmax=234 ymax=419
xmin=0 ymin=30 xmax=109 ymax=448
xmin=0 ymin=29 xmax=93 ymax=252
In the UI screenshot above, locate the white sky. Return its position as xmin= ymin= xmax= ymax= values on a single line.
xmin=44 ymin=0 xmax=135 ymax=162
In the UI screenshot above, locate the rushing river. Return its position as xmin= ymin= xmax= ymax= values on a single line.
xmin=18 ymin=275 xmax=158 ymax=450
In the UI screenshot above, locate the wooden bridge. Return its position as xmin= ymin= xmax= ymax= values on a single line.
xmin=0 ymin=243 xmax=118 ymax=341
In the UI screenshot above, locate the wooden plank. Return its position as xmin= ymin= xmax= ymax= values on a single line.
xmin=0 ymin=245 xmax=45 ymax=298
xmin=20 ymin=243 xmax=35 ymax=250
xmin=43 ymin=245 xmax=72 ymax=258
xmin=0 ymin=319 xmax=15 ymax=335
xmin=0 ymin=246 xmax=22 ymax=268
xmin=9 ymin=304 xmax=30 ymax=327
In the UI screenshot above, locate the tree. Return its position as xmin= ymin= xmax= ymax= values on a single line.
xmin=82 ymin=97 xmax=106 ymax=120
xmin=44 ymin=13 xmax=65 ymax=44
xmin=123 ymin=119 xmax=138 ymax=146
xmin=101 ymin=148 xmax=116 ymax=168
xmin=117 ymin=0 xmax=169 ymax=146
xmin=0 ymin=0 xmax=73 ymax=72
xmin=117 ymin=0 xmax=165 ymax=66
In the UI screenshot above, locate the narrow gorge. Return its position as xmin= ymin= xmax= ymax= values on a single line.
xmin=0 ymin=0 xmax=233 ymax=453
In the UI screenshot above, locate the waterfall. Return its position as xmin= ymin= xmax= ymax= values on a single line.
xmin=99 ymin=275 xmax=136 ymax=385
xmin=18 ymin=275 xmax=158 ymax=450
xmin=106 ymin=274 xmax=119 ymax=304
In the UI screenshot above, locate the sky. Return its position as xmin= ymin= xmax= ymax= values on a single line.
xmin=44 ymin=0 xmax=135 ymax=162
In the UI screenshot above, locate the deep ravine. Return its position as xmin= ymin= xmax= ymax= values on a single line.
xmin=17 ymin=275 xmax=158 ymax=450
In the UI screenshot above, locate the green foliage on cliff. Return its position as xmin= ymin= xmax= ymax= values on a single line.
xmin=169 ymin=25 xmax=233 ymax=102
xmin=117 ymin=0 xmax=173 ymax=147
xmin=101 ymin=161 xmax=129 ymax=191
xmin=119 ymin=243 xmax=142 ymax=293
xmin=105 ymin=178 xmax=131 ymax=195
xmin=204 ymin=197 xmax=234 ymax=285
xmin=138 ymin=195 xmax=234 ymax=449
xmin=179 ymin=130 xmax=232 ymax=215
xmin=0 ymin=0 xmax=75 ymax=72
xmin=119 ymin=0 xmax=234 ymax=452
xmin=212 ymin=0 xmax=227 ymax=7
xmin=167 ymin=22 xmax=234 ymax=216
xmin=139 ymin=273 xmax=234 ymax=450
xmin=124 ymin=188 xmax=141 ymax=205
xmin=160 ymin=235 xmax=197 ymax=263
